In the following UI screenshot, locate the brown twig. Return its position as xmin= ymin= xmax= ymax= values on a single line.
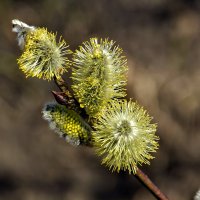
xmin=135 ymin=168 xmax=169 ymax=200
xmin=53 ymin=76 xmax=87 ymax=116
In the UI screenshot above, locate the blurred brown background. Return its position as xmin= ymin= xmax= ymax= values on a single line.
xmin=0 ymin=0 xmax=200 ymax=199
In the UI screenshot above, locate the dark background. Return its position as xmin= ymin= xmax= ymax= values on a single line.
xmin=0 ymin=0 xmax=200 ymax=199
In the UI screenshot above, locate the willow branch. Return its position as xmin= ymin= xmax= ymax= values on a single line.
xmin=135 ymin=168 xmax=169 ymax=200
xmin=53 ymin=77 xmax=169 ymax=200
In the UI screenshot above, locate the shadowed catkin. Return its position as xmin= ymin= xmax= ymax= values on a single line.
xmin=71 ymin=38 xmax=128 ymax=118
xmin=17 ymin=28 xmax=71 ymax=80
xmin=42 ymin=102 xmax=92 ymax=145
xmin=92 ymin=99 xmax=159 ymax=174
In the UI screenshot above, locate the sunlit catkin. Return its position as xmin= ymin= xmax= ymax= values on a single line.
xmin=92 ymin=99 xmax=159 ymax=174
xmin=17 ymin=27 xmax=71 ymax=80
xmin=72 ymin=38 xmax=128 ymax=118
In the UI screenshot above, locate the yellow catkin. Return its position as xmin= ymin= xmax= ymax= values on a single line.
xmin=17 ymin=28 xmax=71 ymax=80
xmin=42 ymin=103 xmax=92 ymax=145
xmin=92 ymin=99 xmax=159 ymax=174
xmin=72 ymin=38 xmax=128 ymax=118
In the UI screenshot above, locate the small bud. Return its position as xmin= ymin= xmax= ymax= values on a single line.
xmin=72 ymin=38 xmax=128 ymax=117
xmin=92 ymin=99 xmax=159 ymax=174
xmin=42 ymin=102 xmax=92 ymax=145
xmin=17 ymin=27 xmax=71 ymax=80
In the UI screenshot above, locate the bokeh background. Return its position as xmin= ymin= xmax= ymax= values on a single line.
xmin=0 ymin=0 xmax=200 ymax=199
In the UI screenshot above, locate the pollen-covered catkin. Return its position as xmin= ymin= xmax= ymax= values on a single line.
xmin=17 ymin=28 xmax=71 ymax=80
xmin=72 ymin=38 xmax=128 ymax=117
xmin=42 ymin=102 xmax=92 ymax=145
xmin=92 ymin=99 xmax=159 ymax=174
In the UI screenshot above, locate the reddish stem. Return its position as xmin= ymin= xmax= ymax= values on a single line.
xmin=135 ymin=168 xmax=169 ymax=200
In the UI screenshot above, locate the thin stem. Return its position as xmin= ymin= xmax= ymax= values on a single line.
xmin=53 ymin=76 xmax=88 ymax=119
xmin=135 ymin=168 xmax=169 ymax=200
